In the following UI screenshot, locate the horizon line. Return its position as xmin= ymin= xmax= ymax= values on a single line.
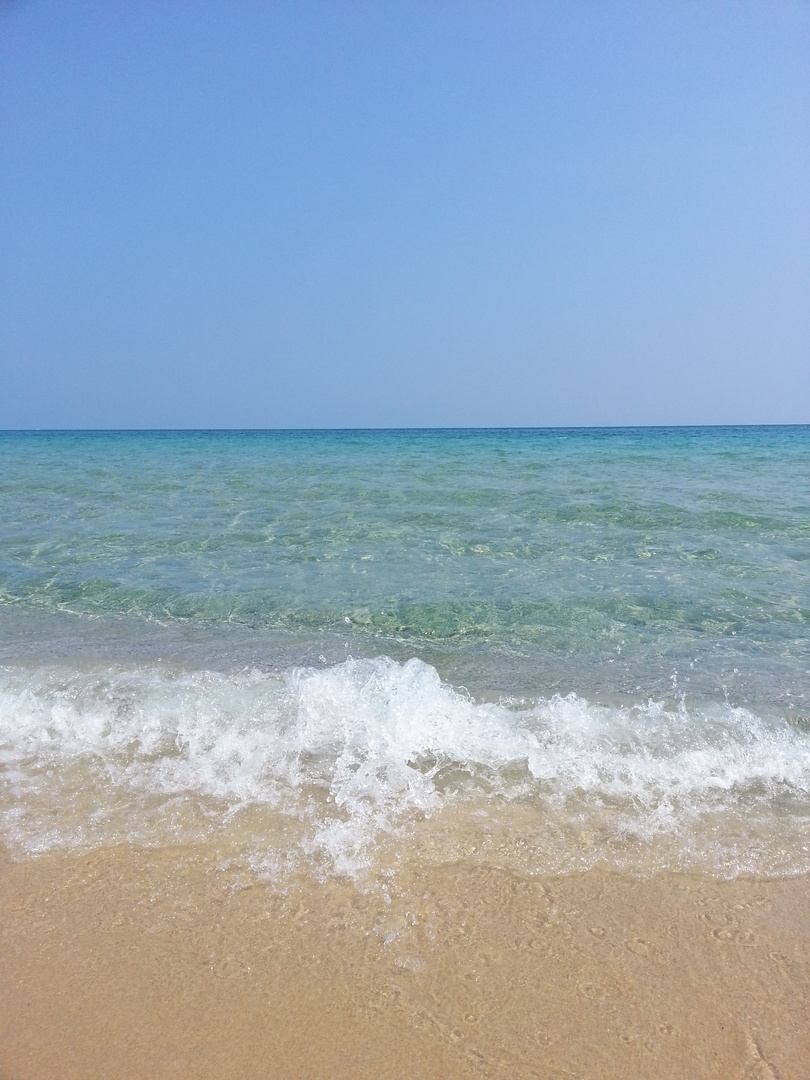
xmin=0 ymin=423 xmax=807 ymax=435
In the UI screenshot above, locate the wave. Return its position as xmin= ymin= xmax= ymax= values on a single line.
xmin=1 ymin=656 xmax=809 ymax=877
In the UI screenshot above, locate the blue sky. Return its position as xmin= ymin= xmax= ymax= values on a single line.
xmin=1 ymin=1 xmax=808 ymax=428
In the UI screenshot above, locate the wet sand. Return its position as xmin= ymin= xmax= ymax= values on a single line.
xmin=1 ymin=843 xmax=808 ymax=1079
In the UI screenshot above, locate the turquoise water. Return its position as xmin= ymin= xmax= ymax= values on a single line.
xmin=1 ymin=428 xmax=808 ymax=875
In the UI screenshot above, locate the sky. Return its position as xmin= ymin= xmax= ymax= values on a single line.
xmin=0 ymin=1 xmax=808 ymax=429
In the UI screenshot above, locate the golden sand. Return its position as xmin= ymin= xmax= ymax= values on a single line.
xmin=1 ymin=842 xmax=808 ymax=1079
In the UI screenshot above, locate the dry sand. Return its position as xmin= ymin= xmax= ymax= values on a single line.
xmin=1 ymin=842 xmax=808 ymax=1079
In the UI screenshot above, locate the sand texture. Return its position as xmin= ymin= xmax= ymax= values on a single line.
xmin=1 ymin=844 xmax=808 ymax=1079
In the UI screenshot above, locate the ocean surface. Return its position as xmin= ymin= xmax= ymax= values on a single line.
xmin=1 ymin=427 xmax=808 ymax=878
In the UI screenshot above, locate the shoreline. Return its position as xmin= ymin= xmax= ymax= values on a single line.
xmin=1 ymin=843 xmax=808 ymax=1079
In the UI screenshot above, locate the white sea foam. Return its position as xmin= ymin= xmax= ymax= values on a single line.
xmin=1 ymin=657 xmax=808 ymax=876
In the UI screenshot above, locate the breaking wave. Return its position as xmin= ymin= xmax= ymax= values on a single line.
xmin=2 ymin=656 xmax=809 ymax=877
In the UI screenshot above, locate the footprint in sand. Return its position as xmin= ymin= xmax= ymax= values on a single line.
xmin=625 ymin=937 xmax=652 ymax=956
xmin=711 ymin=925 xmax=738 ymax=941
xmin=744 ymin=1033 xmax=778 ymax=1079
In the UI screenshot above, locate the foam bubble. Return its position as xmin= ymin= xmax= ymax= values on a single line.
xmin=1 ymin=656 xmax=808 ymax=876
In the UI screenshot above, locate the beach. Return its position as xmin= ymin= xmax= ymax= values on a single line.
xmin=4 ymin=0 xmax=809 ymax=1067
xmin=1 ymin=428 xmax=808 ymax=1077
xmin=2 ymin=842 xmax=808 ymax=1079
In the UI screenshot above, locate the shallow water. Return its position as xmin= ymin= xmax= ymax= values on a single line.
xmin=1 ymin=428 xmax=808 ymax=876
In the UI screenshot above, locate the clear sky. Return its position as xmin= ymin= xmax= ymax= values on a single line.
xmin=1 ymin=1 xmax=808 ymax=429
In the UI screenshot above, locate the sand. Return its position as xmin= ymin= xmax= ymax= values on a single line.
xmin=1 ymin=842 xmax=808 ymax=1079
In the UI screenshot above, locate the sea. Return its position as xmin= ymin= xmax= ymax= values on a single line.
xmin=1 ymin=427 xmax=808 ymax=880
